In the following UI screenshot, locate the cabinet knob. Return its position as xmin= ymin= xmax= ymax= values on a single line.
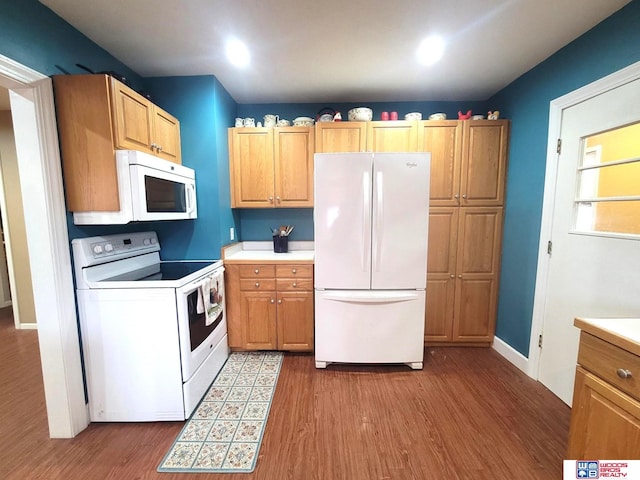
xmin=157 ymin=145 xmax=163 ymax=152
xmin=292 ymin=269 xmax=297 ymax=274
xmin=270 ymin=298 xmax=275 ymax=304
xmin=151 ymin=143 xmax=157 ymax=149
xmin=254 ymin=269 xmax=259 ymax=274
xmin=454 ymin=194 xmax=459 ymax=200
xmin=278 ymin=299 xmax=282 ymax=304
xmin=268 ymin=196 xmax=274 ymax=203
xmin=458 ymin=275 xmax=462 ymax=279
xmin=292 ymin=282 xmax=297 ymax=287
xmin=276 ymin=196 xmax=281 ymax=202
xmin=462 ymin=194 xmax=467 ymax=199
xmin=255 ymin=282 xmax=260 ymax=288
xmin=617 ymin=368 xmax=633 ymax=379
xmin=450 ymin=274 xmax=455 ymax=279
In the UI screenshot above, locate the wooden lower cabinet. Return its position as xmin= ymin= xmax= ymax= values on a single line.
xmin=567 ymin=331 xmax=640 ymax=459
xmin=225 ymin=263 xmax=314 ymax=351
xmin=425 ymin=207 xmax=503 ymax=344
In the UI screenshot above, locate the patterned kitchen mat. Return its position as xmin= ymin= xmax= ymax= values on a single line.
xmin=157 ymin=351 xmax=284 ymax=473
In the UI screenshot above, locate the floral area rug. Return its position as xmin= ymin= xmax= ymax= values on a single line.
xmin=157 ymin=351 xmax=284 ymax=473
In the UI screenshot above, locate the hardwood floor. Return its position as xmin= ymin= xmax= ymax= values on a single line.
xmin=0 ymin=308 xmax=570 ymax=479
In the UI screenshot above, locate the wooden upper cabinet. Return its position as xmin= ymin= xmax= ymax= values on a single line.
xmin=152 ymin=108 xmax=181 ymax=163
xmin=111 ymin=79 xmax=181 ymax=163
xmin=229 ymin=128 xmax=275 ymax=208
xmin=366 ymin=121 xmax=418 ymax=152
xmin=417 ymin=120 xmax=463 ymax=206
xmin=53 ymin=74 xmax=182 ymax=212
xmin=274 ymin=127 xmax=314 ymax=207
xmin=111 ymin=80 xmax=154 ymax=152
xmin=229 ymin=126 xmax=313 ymax=208
xmin=417 ymin=120 xmax=509 ymax=207
xmin=461 ymin=120 xmax=509 ymax=206
xmin=315 ymin=121 xmax=367 ymax=152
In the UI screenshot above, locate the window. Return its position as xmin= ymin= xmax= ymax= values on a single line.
xmin=574 ymin=122 xmax=640 ymax=237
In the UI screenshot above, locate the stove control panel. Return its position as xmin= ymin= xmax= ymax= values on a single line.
xmin=72 ymin=231 xmax=160 ymax=267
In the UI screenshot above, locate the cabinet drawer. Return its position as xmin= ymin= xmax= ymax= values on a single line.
xmin=240 ymin=278 xmax=276 ymax=291
xmin=239 ymin=265 xmax=276 ymax=278
xmin=578 ymin=332 xmax=640 ymax=401
xmin=276 ymin=278 xmax=313 ymax=291
xmin=275 ymin=264 xmax=313 ymax=278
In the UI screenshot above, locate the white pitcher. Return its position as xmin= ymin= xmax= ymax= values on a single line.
xmin=263 ymin=114 xmax=278 ymax=128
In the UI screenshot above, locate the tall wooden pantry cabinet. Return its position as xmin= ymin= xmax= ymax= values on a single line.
xmin=421 ymin=120 xmax=509 ymax=345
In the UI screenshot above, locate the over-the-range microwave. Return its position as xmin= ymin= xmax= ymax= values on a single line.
xmin=73 ymin=150 xmax=197 ymax=225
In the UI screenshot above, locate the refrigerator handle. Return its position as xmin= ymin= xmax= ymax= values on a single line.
xmin=362 ymin=171 xmax=371 ymax=272
xmin=373 ymin=171 xmax=384 ymax=272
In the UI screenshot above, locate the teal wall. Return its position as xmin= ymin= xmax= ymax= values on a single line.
xmin=144 ymin=76 xmax=238 ymax=260
xmin=0 ymin=0 xmax=142 ymax=89
xmin=0 ymin=0 xmax=238 ymax=261
xmin=489 ymin=0 xmax=640 ymax=356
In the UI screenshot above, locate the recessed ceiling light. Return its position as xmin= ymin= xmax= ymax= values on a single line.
xmin=417 ymin=35 xmax=445 ymax=66
xmin=226 ymin=39 xmax=250 ymax=68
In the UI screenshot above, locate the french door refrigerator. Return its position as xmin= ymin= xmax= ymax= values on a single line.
xmin=314 ymin=152 xmax=430 ymax=369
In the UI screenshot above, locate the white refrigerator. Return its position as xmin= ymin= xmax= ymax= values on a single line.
xmin=314 ymin=152 xmax=430 ymax=369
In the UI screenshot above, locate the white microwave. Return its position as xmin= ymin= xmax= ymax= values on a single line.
xmin=73 ymin=150 xmax=197 ymax=225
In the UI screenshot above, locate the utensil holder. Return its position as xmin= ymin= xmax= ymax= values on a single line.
xmin=273 ymin=235 xmax=289 ymax=253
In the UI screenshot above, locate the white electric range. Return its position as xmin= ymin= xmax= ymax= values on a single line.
xmin=72 ymin=231 xmax=228 ymax=422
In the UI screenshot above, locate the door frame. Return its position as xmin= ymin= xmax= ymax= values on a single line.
xmin=0 ymin=54 xmax=88 ymax=437
xmin=528 ymin=60 xmax=640 ymax=378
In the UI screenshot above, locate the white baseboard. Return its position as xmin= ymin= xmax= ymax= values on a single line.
xmin=492 ymin=336 xmax=532 ymax=377
xmin=19 ymin=322 xmax=38 ymax=330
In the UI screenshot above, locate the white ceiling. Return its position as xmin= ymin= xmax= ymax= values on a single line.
xmin=40 ymin=0 xmax=630 ymax=104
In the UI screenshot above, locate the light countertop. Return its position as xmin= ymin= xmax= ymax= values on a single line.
xmin=574 ymin=317 xmax=640 ymax=356
xmin=221 ymin=241 xmax=314 ymax=264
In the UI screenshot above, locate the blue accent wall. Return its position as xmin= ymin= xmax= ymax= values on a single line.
xmin=237 ymin=101 xmax=490 ymax=125
xmin=0 ymin=0 xmax=143 ymax=90
xmin=489 ymin=0 xmax=640 ymax=356
xmin=0 ymin=1 xmax=240 ymax=261
xmin=143 ymin=76 xmax=238 ymax=260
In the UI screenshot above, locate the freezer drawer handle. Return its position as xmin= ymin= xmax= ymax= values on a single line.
xmin=321 ymin=291 xmax=419 ymax=304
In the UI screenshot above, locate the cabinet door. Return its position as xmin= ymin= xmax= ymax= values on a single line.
xmin=53 ymin=74 xmax=120 ymax=212
xmin=153 ymin=107 xmax=181 ymax=164
xmin=315 ymin=122 xmax=367 ymax=152
xmin=111 ymin=79 xmax=154 ymax=153
xmin=460 ymin=120 xmax=509 ymax=206
xmin=277 ymin=291 xmax=314 ymax=351
xmin=366 ymin=121 xmax=417 ymax=152
xmin=453 ymin=207 xmax=503 ymax=343
xmin=568 ymin=367 xmax=640 ymax=459
xmin=425 ymin=208 xmax=458 ymax=342
xmin=274 ymin=127 xmax=314 ymax=207
xmin=241 ymin=291 xmax=277 ymax=350
xmin=417 ymin=121 xmax=463 ymax=206
xmin=224 ymin=265 xmax=243 ymax=349
xmin=229 ymin=128 xmax=275 ymax=207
